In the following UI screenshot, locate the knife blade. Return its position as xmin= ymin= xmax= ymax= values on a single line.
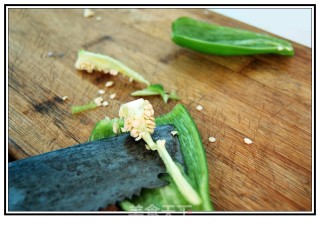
xmin=8 ymin=125 xmax=184 ymax=211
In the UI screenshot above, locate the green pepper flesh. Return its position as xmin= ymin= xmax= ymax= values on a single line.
xmin=172 ymin=17 xmax=294 ymax=56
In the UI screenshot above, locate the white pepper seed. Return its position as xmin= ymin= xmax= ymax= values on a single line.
xmin=196 ymin=105 xmax=203 ymax=111
xmin=244 ymin=137 xmax=253 ymax=144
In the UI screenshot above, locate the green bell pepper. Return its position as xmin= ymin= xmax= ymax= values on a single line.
xmin=172 ymin=16 xmax=294 ymax=56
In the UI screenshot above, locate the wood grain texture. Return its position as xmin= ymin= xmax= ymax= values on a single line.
xmin=8 ymin=8 xmax=312 ymax=211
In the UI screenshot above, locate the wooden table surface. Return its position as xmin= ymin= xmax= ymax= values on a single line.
xmin=8 ymin=8 xmax=312 ymax=211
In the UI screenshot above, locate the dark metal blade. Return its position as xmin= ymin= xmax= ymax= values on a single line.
xmin=9 ymin=125 xmax=184 ymax=211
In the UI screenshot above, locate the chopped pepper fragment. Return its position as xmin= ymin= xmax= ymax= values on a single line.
xmin=75 ymin=50 xmax=150 ymax=85
xmin=131 ymin=84 xmax=180 ymax=103
xmin=71 ymin=102 xmax=98 ymax=114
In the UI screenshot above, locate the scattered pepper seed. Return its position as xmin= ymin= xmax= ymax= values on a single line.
xmin=61 ymin=96 xmax=68 ymax=101
xmin=47 ymin=51 xmax=64 ymax=57
xmin=208 ymin=136 xmax=216 ymax=143
xmin=171 ymin=131 xmax=179 ymax=136
xmin=102 ymin=101 xmax=109 ymax=106
xmin=95 ymin=16 xmax=102 ymax=21
xmin=83 ymin=9 xmax=95 ymax=18
xmin=93 ymin=96 xmax=103 ymax=106
xmin=109 ymin=93 xmax=116 ymax=99
xmin=244 ymin=137 xmax=253 ymax=145
xmin=196 ymin=105 xmax=203 ymax=111
xmin=98 ymin=89 xmax=105 ymax=94
xmin=105 ymin=81 xmax=114 ymax=87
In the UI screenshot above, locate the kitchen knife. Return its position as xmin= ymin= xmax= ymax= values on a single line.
xmin=8 ymin=125 xmax=184 ymax=211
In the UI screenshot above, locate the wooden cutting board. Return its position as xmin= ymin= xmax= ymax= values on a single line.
xmin=8 ymin=8 xmax=312 ymax=211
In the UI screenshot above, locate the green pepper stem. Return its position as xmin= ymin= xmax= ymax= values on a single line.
xmin=156 ymin=140 xmax=201 ymax=206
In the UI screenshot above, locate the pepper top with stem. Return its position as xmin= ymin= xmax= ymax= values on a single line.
xmin=119 ymin=99 xmax=157 ymax=150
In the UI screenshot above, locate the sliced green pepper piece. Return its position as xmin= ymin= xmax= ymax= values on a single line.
xmin=172 ymin=17 xmax=294 ymax=56
xmin=75 ymin=50 xmax=150 ymax=85
xmin=89 ymin=104 xmax=213 ymax=211
xmin=71 ymin=102 xmax=98 ymax=114
xmin=131 ymin=84 xmax=180 ymax=103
